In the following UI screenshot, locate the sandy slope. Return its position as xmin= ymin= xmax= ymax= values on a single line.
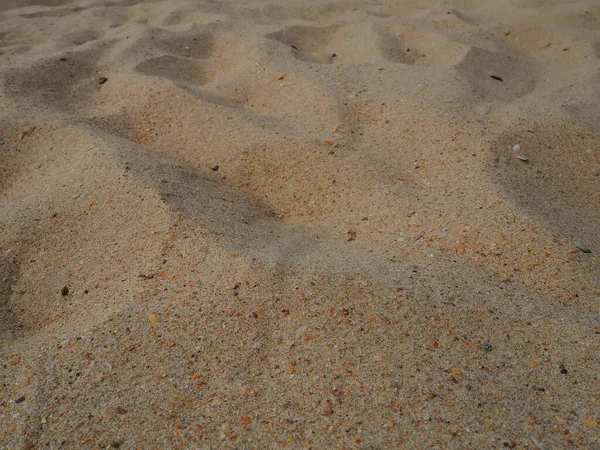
xmin=1 ymin=0 xmax=599 ymax=448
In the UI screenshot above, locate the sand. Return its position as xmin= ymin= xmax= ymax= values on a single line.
xmin=1 ymin=0 xmax=599 ymax=448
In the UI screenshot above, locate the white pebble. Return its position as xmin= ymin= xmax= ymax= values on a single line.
xmin=513 ymin=144 xmax=521 ymax=152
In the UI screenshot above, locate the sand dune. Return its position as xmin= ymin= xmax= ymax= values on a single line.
xmin=1 ymin=0 xmax=599 ymax=448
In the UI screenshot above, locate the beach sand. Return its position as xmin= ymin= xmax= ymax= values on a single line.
xmin=1 ymin=0 xmax=599 ymax=448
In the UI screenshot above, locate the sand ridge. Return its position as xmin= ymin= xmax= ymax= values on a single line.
xmin=1 ymin=0 xmax=599 ymax=448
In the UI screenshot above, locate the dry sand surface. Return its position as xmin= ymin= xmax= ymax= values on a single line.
xmin=1 ymin=0 xmax=600 ymax=448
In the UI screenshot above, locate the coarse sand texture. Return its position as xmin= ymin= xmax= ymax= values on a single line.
xmin=1 ymin=0 xmax=600 ymax=448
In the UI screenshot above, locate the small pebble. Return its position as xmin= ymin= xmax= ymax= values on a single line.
xmin=149 ymin=313 xmax=160 ymax=323
xmin=482 ymin=343 xmax=493 ymax=352
xmin=295 ymin=325 xmax=307 ymax=338
xmin=10 ymin=355 xmax=21 ymax=365
xmin=0 ymin=139 xmax=4 ymax=145
xmin=323 ymin=400 xmax=334 ymax=416
xmin=560 ymin=368 xmax=568 ymax=374
xmin=513 ymin=145 xmax=521 ymax=152
xmin=61 ymin=286 xmax=69 ymax=296
xmin=15 ymin=396 xmax=26 ymax=404
xmin=211 ymin=165 xmax=219 ymax=171
xmin=16 ymin=376 xmax=30 ymax=388
xmin=98 ymin=77 xmax=108 ymax=85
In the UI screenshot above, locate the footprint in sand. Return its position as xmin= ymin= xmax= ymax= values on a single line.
xmin=266 ymin=25 xmax=339 ymax=64
xmin=2 ymin=47 xmax=106 ymax=111
xmin=456 ymin=47 xmax=539 ymax=100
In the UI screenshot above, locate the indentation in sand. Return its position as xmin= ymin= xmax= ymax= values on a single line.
xmin=457 ymin=47 xmax=539 ymax=100
xmin=135 ymin=55 xmax=210 ymax=86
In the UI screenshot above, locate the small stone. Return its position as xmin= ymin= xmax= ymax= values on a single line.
xmin=98 ymin=77 xmax=108 ymax=85
xmin=211 ymin=165 xmax=219 ymax=171
xmin=295 ymin=325 xmax=307 ymax=338
xmin=560 ymin=368 xmax=568 ymax=374
xmin=61 ymin=286 xmax=69 ymax=296
xmin=513 ymin=145 xmax=521 ymax=152
xmin=323 ymin=399 xmax=334 ymax=416
xmin=438 ymin=231 xmax=447 ymax=239
xmin=0 ymin=139 xmax=4 ymax=145
xmin=149 ymin=313 xmax=160 ymax=324
xmin=277 ymin=75 xmax=285 ymax=80
xmin=10 ymin=355 xmax=21 ymax=365
xmin=482 ymin=343 xmax=493 ymax=352
xmin=16 ymin=376 xmax=30 ymax=388
xmin=15 ymin=396 xmax=26 ymax=404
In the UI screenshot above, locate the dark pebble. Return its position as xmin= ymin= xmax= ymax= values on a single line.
xmin=560 ymin=368 xmax=568 ymax=374
xmin=15 ymin=396 xmax=26 ymax=404
xmin=482 ymin=343 xmax=493 ymax=352
xmin=0 ymin=139 xmax=4 ymax=145
xmin=490 ymin=75 xmax=503 ymax=82
xmin=61 ymin=286 xmax=69 ymax=296
xmin=332 ymin=53 xmax=337 ymax=57
xmin=99 ymin=77 xmax=108 ymax=85
xmin=211 ymin=165 xmax=219 ymax=171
